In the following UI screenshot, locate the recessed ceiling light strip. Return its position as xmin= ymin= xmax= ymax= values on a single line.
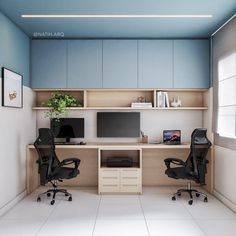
xmin=21 ymin=14 xmax=213 ymax=18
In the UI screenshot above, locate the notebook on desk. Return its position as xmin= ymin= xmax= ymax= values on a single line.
xmin=163 ymin=130 xmax=181 ymax=145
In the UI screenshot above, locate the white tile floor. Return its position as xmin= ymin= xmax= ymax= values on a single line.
xmin=0 ymin=186 xmax=236 ymax=236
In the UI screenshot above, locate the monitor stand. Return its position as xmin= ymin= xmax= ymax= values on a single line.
xmin=65 ymin=137 xmax=71 ymax=143
xmin=64 ymin=137 xmax=78 ymax=145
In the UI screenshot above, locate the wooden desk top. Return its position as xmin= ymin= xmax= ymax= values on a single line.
xmin=28 ymin=142 xmax=190 ymax=149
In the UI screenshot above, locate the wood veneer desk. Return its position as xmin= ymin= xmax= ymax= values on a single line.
xmin=27 ymin=143 xmax=213 ymax=194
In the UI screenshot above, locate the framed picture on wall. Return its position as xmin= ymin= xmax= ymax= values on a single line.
xmin=2 ymin=67 xmax=23 ymax=108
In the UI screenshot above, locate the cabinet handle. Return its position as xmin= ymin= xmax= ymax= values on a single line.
xmin=103 ymin=184 xmax=118 ymax=187
xmin=122 ymin=184 xmax=138 ymax=187
xmin=102 ymin=177 xmax=118 ymax=179
xmin=122 ymin=177 xmax=138 ymax=179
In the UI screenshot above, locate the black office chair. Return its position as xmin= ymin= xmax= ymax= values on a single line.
xmin=164 ymin=128 xmax=212 ymax=205
xmin=34 ymin=128 xmax=81 ymax=205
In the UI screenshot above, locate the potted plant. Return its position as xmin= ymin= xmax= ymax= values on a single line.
xmin=42 ymin=92 xmax=81 ymax=119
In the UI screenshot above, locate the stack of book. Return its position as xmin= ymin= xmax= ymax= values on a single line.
xmin=131 ymin=102 xmax=153 ymax=108
xmin=156 ymin=91 xmax=170 ymax=107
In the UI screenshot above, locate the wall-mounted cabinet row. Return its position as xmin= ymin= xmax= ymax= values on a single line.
xmin=31 ymin=39 xmax=210 ymax=89
xmin=33 ymin=89 xmax=208 ymax=110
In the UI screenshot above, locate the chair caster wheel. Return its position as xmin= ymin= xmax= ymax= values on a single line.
xmin=37 ymin=197 xmax=41 ymax=202
xmin=47 ymin=193 xmax=51 ymax=197
xmin=196 ymin=193 xmax=200 ymax=197
xmin=204 ymin=197 xmax=208 ymax=202
xmin=188 ymin=200 xmax=193 ymax=205
xmin=65 ymin=193 xmax=69 ymax=197
xmin=172 ymin=196 xmax=176 ymax=201
xmin=177 ymin=193 xmax=181 ymax=197
xmin=68 ymin=196 xmax=72 ymax=201
xmin=50 ymin=200 xmax=55 ymax=205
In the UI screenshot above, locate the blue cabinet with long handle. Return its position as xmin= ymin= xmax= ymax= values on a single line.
xmin=138 ymin=40 xmax=173 ymax=88
xmin=31 ymin=40 xmax=67 ymax=88
xmin=68 ymin=40 xmax=102 ymax=88
xmin=102 ymin=40 xmax=138 ymax=88
xmin=173 ymin=40 xmax=210 ymax=88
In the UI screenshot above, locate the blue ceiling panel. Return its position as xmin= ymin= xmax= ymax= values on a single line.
xmin=0 ymin=0 xmax=235 ymax=38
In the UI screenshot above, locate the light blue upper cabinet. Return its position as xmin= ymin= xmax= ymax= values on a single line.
xmin=103 ymin=40 xmax=138 ymax=88
xmin=68 ymin=40 xmax=102 ymax=88
xmin=31 ymin=40 xmax=67 ymax=88
xmin=173 ymin=40 xmax=210 ymax=88
xmin=138 ymin=40 xmax=173 ymax=88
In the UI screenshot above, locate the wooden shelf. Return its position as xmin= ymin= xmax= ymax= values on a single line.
xmin=32 ymin=106 xmax=208 ymax=110
xmin=155 ymin=107 xmax=208 ymax=110
xmin=32 ymin=89 xmax=209 ymax=111
xmin=32 ymin=107 xmax=84 ymax=110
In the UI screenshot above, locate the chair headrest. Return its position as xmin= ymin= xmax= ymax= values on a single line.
xmin=37 ymin=128 xmax=54 ymax=145
xmin=191 ymin=128 xmax=211 ymax=146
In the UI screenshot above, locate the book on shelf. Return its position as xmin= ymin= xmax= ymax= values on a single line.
xmin=131 ymin=102 xmax=153 ymax=108
xmin=156 ymin=91 xmax=170 ymax=108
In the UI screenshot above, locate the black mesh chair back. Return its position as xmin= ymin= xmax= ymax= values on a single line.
xmin=185 ymin=128 xmax=212 ymax=184
xmin=34 ymin=128 xmax=60 ymax=185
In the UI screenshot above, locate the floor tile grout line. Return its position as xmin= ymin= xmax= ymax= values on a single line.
xmin=34 ymin=198 xmax=63 ymax=236
xmin=91 ymin=194 xmax=102 ymax=236
xmin=138 ymin=195 xmax=151 ymax=236
xmin=177 ymin=196 xmax=208 ymax=236
xmin=193 ymin=218 xmax=208 ymax=236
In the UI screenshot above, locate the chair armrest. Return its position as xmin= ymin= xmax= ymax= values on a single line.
xmin=60 ymin=157 xmax=81 ymax=169
xmin=164 ymin=158 xmax=185 ymax=168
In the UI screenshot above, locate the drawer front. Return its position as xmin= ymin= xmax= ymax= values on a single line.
xmin=100 ymin=176 xmax=119 ymax=185
xmin=121 ymin=177 xmax=141 ymax=185
xmin=99 ymin=184 xmax=120 ymax=193
xmin=100 ymin=169 xmax=119 ymax=178
xmin=121 ymin=169 xmax=141 ymax=178
xmin=120 ymin=184 xmax=141 ymax=193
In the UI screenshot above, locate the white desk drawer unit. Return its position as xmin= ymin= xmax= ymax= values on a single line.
xmin=99 ymin=168 xmax=141 ymax=194
xmin=98 ymin=148 xmax=142 ymax=194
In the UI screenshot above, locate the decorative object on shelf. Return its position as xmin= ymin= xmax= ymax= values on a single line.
xmin=137 ymin=96 xmax=146 ymax=103
xmin=131 ymin=96 xmax=152 ymax=108
xmin=42 ymin=92 xmax=81 ymax=119
xmin=156 ymin=91 xmax=169 ymax=107
xmin=170 ymin=96 xmax=182 ymax=107
xmin=2 ymin=67 xmax=23 ymax=108
xmin=131 ymin=102 xmax=152 ymax=108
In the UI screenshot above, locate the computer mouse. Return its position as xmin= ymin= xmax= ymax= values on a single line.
xmin=79 ymin=141 xmax=86 ymax=145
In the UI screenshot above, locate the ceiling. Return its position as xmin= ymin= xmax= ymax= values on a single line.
xmin=0 ymin=0 xmax=235 ymax=38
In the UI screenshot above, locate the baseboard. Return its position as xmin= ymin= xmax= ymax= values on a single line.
xmin=0 ymin=190 xmax=27 ymax=217
xmin=214 ymin=189 xmax=236 ymax=213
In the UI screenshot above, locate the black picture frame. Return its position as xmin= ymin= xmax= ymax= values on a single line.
xmin=2 ymin=67 xmax=23 ymax=108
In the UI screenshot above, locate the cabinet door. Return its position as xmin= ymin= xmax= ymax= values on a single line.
xmin=103 ymin=40 xmax=138 ymax=88
xmin=31 ymin=40 xmax=67 ymax=88
xmin=173 ymin=40 xmax=210 ymax=88
xmin=68 ymin=40 xmax=102 ymax=88
xmin=138 ymin=40 xmax=173 ymax=88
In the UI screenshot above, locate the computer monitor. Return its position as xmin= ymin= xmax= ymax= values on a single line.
xmin=50 ymin=118 xmax=84 ymax=143
xmin=97 ymin=112 xmax=140 ymax=137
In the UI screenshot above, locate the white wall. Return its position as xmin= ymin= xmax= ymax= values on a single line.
xmin=212 ymin=16 xmax=236 ymax=212
xmin=0 ymin=84 xmax=36 ymax=214
xmin=37 ymin=110 xmax=203 ymax=143
xmin=214 ymin=146 xmax=236 ymax=212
